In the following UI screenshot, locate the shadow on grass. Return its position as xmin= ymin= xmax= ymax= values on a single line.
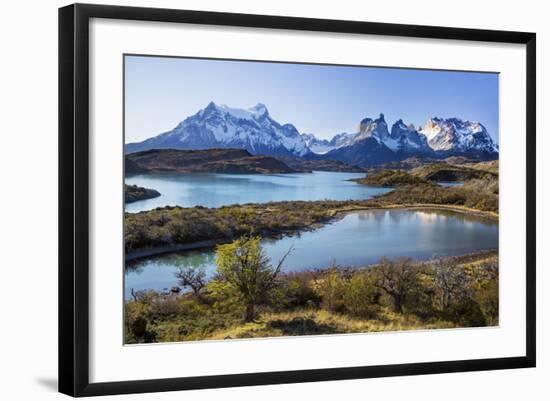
xmin=268 ymin=317 xmax=341 ymax=336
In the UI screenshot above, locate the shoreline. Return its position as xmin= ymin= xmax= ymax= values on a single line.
xmin=330 ymin=203 xmax=498 ymax=220
xmin=126 ymin=238 xmax=232 ymax=261
xmin=125 ymin=203 xmax=498 ymax=261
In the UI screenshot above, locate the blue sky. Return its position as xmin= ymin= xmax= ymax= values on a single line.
xmin=125 ymin=55 xmax=499 ymax=143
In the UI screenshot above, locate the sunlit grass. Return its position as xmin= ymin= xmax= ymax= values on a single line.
xmin=205 ymin=308 xmax=456 ymax=340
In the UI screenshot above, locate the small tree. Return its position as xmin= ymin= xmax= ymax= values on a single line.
xmin=374 ymin=257 xmax=420 ymax=313
xmin=215 ymin=236 xmax=291 ymax=321
xmin=433 ymin=258 xmax=471 ymax=310
xmin=175 ymin=266 xmax=207 ymax=299
xmin=319 ymin=260 xmax=342 ymax=312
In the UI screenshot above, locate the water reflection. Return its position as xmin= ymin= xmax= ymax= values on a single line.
xmin=127 ymin=250 xmax=215 ymax=274
xmin=125 ymin=209 xmax=498 ymax=299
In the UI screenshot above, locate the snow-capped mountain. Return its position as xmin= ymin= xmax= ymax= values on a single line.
xmin=317 ymin=134 xmax=396 ymax=167
xmin=301 ymin=133 xmax=334 ymax=155
xmin=125 ymin=102 xmax=498 ymax=167
xmin=301 ymin=132 xmax=356 ymax=154
xmin=389 ymin=119 xmax=431 ymax=154
xmin=419 ymin=117 xmax=498 ymax=155
xmin=307 ymin=114 xmax=430 ymax=156
xmin=319 ymin=114 xmax=403 ymax=167
xmin=125 ymin=102 xmax=310 ymax=157
xmin=353 ymin=114 xmax=392 ymax=144
xmin=312 ymin=113 xmax=496 ymax=167
xmin=331 ymin=132 xmax=356 ymax=148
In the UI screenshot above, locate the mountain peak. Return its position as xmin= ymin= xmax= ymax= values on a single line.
xmin=429 ymin=116 xmax=443 ymax=124
xmin=420 ymin=117 xmax=497 ymax=153
xmin=389 ymin=119 xmax=429 ymax=152
xmin=251 ymin=102 xmax=267 ymax=110
xmin=204 ymin=101 xmax=218 ymax=113
xmin=356 ymin=114 xmax=390 ymax=145
xmin=126 ymin=102 xmax=309 ymax=157
xmin=249 ymin=102 xmax=269 ymax=117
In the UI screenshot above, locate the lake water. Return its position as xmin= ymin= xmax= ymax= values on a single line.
xmin=125 ymin=171 xmax=392 ymax=212
xmin=438 ymin=181 xmax=464 ymax=187
xmin=125 ymin=209 xmax=498 ymax=298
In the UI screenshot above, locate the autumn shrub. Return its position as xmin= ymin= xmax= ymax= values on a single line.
xmin=269 ymin=275 xmax=322 ymax=310
xmin=317 ymin=265 xmax=346 ymax=313
xmin=149 ymin=296 xmax=182 ymax=320
xmin=469 ymin=261 xmax=499 ymax=325
xmin=444 ymin=299 xmax=487 ymax=327
xmin=124 ymin=301 xmax=156 ymax=343
xmin=341 ymin=272 xmax=381 ymax=318
xmin=205 ymin=279 xmax=243 ymax=316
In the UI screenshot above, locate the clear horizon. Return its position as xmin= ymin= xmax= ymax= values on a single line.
xmin=124 ymin=55 xmax=499 ymax=144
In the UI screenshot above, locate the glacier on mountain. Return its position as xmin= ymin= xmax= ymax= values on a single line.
xmin=125 ymin=102 xmax=498 ymax=165
xmin=125 ymin=102 xmax=309 ymax=157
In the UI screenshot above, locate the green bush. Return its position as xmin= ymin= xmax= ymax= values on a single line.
xmin=341 ymin=273 xmax=381 ymax=318
xmin=269 ymin=275 xmax=322 ymax=310
xmin=445 ymin=299 xmax=487 ymax=327
xmin=124 ymin=301 xmax=155 ymax=343
xmin=318 ymin=266 xmax=346 ymax=312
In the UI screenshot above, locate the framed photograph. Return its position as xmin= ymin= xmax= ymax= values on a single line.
xmin=59 ymin=3 xmax=536 ymax=397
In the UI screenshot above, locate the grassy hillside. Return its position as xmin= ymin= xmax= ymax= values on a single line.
xmin=196 ymin=156 xmax=298 ymax=174
xmin=375 ymin=156 xmax=498 ymax=171
xmin=355 ymin=160 xmax=498 ymax=187
xmin=377 ymin=179 xmax=498 ymax=213
xmin=353 ymin=170 xmax=430 ymax=187
xmin=411 ymin=162 xmax=497 ymax=182
xmin=126 ymin=148 xmax=297 ymax=174
xmin=463 ymin=160 xmax=499 ymax=174
xmin=350 ymin=160 xmax=499 ymax=213
xmin=277 ymin=156 xmax=365 ymax=173
xmin=125 ymin=158 xmax=150 ymax=175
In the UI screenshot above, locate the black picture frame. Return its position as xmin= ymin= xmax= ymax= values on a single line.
xmin=59 ymin=3 xmax=536 ymax=397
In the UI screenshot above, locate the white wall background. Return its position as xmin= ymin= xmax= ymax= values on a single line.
xmin=0 ymin=0 xmax=546 ymax=399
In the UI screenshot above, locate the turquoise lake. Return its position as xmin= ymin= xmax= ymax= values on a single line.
xmin=124 ymin=171 xmax=392 ymax=212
